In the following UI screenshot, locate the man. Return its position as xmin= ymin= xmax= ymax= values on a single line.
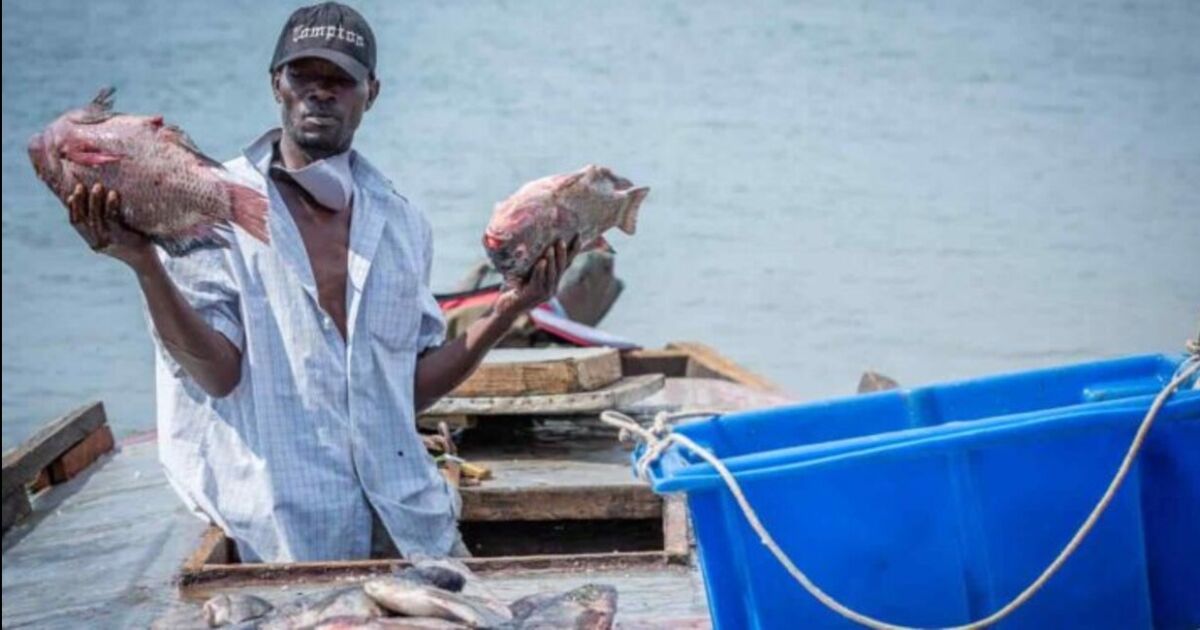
xmin=60 ymin=2 xmax=577 ymax=562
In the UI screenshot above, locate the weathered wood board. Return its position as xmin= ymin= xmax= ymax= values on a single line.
xmin=47 ymin=424 xmax=115 ymax=484
xmin=623 ymin=377 xmax=796 ymax=415
xmin=426 ymin=374 xmax=664 ymax=416
xmin=1 ymin=490 xmax=32 ymax=537
xmin=455 ymin=446 xmax=656 ymax=520
xmin=450 ymin=347 xmax=623 ymax=397
xmin=621 ymin=348 xmax=691 ymax=379
xmin=462 ymin=485 xmax=659 ymax=522
xmin=178 ymin=544 xmax=681 ymax=594
xmin=2 ymin=401 xmax=107 ymax=499
xmin=667 ymin=341 xmax=785 ymax=393
xmin=857 ymin=370 xmax=900 ymax=393
xmin=2 ymin=401 xmax=113 ymax=535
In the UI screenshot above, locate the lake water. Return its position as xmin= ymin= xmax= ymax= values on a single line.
xmin=3 ymin=0 xmax=1198 ymax=449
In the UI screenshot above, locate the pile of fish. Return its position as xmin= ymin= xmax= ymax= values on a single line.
xmin=200 ymin=560 xmax=616 ymax=629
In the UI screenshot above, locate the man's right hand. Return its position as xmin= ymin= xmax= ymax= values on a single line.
xmin=66 ymin=182 xmax=155 ymax=269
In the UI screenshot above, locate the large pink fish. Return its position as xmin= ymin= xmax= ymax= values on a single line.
xmin=483 ymin=164 xmax=649 ymax=281
xmin=27 ymin=87 xmax=268 ymax=255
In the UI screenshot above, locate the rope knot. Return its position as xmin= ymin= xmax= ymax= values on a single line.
xmin=600 ymin=409 xmax=722 ymax=482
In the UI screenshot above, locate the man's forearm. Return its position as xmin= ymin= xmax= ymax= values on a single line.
xmin=414 ymin=237 xmax=577 ymax=413
xmin=133 ymin=255 xmax=243 ymax=397
xmin=413 ymin=308 xmax=516 ymax=412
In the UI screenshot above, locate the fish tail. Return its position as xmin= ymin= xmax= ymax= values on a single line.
xmin=617 ymin=186 xmax=649 ymax=235
xmin=223 ymin=181 xmax=270 ymax=244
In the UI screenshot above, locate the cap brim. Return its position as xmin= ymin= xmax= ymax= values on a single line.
xmin=273 ymin=48 xmax=370 ymax=82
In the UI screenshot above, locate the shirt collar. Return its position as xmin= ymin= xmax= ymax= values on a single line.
xmin=243 ymin=129 xmax=357 ymax=211
xmin=243 ymin=128 xmax=283 ymax=175
xmin=242 ymin=127 xmax=400 ymax=200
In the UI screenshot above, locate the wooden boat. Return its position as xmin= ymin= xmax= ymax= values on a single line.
xmin=2 ymin=342 xmax=792 ymax=628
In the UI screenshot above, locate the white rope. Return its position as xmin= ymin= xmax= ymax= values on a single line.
xmin=601 ymin=355 xmax=1200 ymax=630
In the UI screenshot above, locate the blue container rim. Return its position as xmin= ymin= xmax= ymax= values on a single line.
xmin=641 ymin=353 xmax=1199 ymax=494
xmin=647 ymin=393 xmax=1198 ymax=494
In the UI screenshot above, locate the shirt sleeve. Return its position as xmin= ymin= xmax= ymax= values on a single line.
xmin=415 ymin=221 xmax=446 ymax=353
xmin=148 ymin=236 xmax=244 ymax=376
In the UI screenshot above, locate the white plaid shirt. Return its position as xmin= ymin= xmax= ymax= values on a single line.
xmin=152 ymin=129 xmax=457 ymax=562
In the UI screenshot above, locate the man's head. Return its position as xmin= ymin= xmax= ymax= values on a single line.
xmin=270 ymin=2 xmax=380 ymax=158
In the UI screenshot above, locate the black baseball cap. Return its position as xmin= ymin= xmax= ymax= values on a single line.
xmin=270 ymin=2 xmax=376 ymax=82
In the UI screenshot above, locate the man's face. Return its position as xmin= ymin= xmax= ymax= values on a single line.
xmin=273 ymin=57 xmax=379 ymax=158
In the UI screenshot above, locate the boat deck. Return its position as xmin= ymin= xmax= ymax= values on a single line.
xmin=2 ymin=439 xmax=207 ymax=629
xmin=2 ymin=344 xmax=792 ymax=629
xmin=2 ymin=434 xmax=714 ymax=629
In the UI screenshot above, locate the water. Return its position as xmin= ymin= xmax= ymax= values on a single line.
xmin=3 ymin=0 xmax=1198 ymax=449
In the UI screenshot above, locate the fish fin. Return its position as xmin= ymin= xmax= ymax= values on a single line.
xmin=223 ymin=181 xmax=270 ymax=244
xmin=151 ymin=226 xmax=229 ymax=257
xmin=70 ymin=87 xmax=118 ymax=125
xmin=588 ymin=235 xmax=615 ymax=253
xmin=560 ymin=170 xmax=588 ymax=188
xmin=616 ymin=186 xmax=649 ymax=235
xmin=63 ymin=142 xmax=123 ymax=167
xmin=92 ymin=86 xmax=116 ymax=110
xmin=163 ymin=124 xmax=225 ymax=168
xmin=594 ymin=165 xmax=635 ymax=190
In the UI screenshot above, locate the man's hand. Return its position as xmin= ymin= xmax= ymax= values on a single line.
xmin=65 ymin=182 xmax=155 ymax=269
xmin=493 ymin=237 xmax=581 ymax=321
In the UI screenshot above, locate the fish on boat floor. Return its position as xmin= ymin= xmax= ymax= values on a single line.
xmin=156 ymin=565 xmax=710 ymax=629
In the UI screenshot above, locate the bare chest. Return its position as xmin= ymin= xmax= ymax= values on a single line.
xmin=275 ymin=181 xmax=352 ymax=339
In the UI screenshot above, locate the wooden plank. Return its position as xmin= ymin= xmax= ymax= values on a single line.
xmin=623 ymin=377 xmax=797 ymax=416
xmin=461 ymin=485 xmax=661 ymax=522
xmin=181 ymin=527 xmax=233 ymax=574
xmin=47 ymin=424 xmax=114 ymax=484
xmin=2 ymin=486 xmax=32 ymax=535
xmin=662 ymin=495 xmax=690 ymax=561
xmin=668 ymin=341 xmax=784 ymax=393
xmin=178 ymin=549 xmax=672 ymax=593
xmin=1 ymin=401 xmax=107 ymax=499
xmin=857 ymin=370 xmax=900 ymax=393
xmin=416 ymin=414 xmax=477 ymax=433
xmin=425 ymin=374 xmax=664 ymax=417
xmin=29 ymin=469 xmax=51 ymax=494
xmin=621 ymin=349 xmax=690 ymax=378
xmin=450 ymin=347 xmax=622 ymax=398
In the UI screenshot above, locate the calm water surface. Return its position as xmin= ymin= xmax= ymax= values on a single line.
xmin=3 ymin=0 xmax=1198 ymax=448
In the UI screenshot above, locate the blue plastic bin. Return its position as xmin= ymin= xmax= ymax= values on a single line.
xmin=640 ymin=354 xmax=1200 ymax=629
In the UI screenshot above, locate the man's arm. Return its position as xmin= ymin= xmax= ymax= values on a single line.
xmin=67 ymin=183 xmax=243 ymax=397
xmin=413 ymin=238 xmax=577 ymax=412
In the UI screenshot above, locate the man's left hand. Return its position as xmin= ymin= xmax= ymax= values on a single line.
xmin=494 ymin=237 xmax=580 ymax=321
